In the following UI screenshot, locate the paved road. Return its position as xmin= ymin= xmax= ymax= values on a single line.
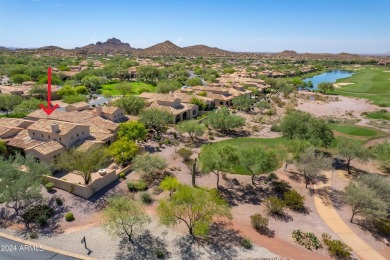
xmin=0 ymin=237 xmax=78 ymax=260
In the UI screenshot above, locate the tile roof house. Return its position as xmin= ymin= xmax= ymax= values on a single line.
xmin=138 ymin=92 xmax=199 ymax=123
xmin=2 ymin=106 xmax=126 ymax=164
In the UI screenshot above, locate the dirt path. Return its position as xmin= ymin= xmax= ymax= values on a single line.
xmin=314 ymin=171 xmax=386 ymax=260
xmin=364 ymin=137 xmax=390 ymax=147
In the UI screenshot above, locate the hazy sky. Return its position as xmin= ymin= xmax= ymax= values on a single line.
xmin=1 ymin=0 xmax=389 ymax=53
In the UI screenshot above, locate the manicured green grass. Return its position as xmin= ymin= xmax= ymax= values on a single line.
xmin=365 ymin=110 xmax=390 ymax=121
xmin=329 ymin=124 xmax=378 ymax=136
xmin=334 ymin=67 xmax=390 ymax=106
xmin=329 ymin=124 xmax=388 ymax=143
xmin=101 ymin=81 xmax=156 ymax=96
xmin=207 ymin=137 xmax=287 ymax=175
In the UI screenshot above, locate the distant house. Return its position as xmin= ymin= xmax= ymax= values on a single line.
xmin=138 ymin=92 xmax=199 ymax=123
xmin=65 ymin=101 xmax=90 ymax=112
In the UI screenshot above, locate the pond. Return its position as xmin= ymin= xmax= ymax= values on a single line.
xmin=304 ymin=70 xmax=353 ymax=90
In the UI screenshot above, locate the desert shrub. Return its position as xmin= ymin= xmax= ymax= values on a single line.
xmin=322 ymin=233 xmax=352 ymax=259
xmin=152 ymin=186 xmax=164 ymax=195
xmin=177 ymin=148 xmax=193 ymax=161
xmin=373 ymin=218 xmax=390 ymax=237
xmin=292 ymin=230 xmax=323 ymax=250
xmin=265 ymin=196 xmax=286 ymax=215
xmin=119 ymin=172 xmax=126 ymax=179
xmin=55 ymin=197 xmax=63 ymax=206
xmin=284 ymin=189 xmax=305 ymax=211
xmin=154 ymin=248 xmax=165 ymax=259
xmin=127 ymin=181 xmax=148 ymax=192
xmin=241 ymin=238 xmax=253 ymax=249
xmin=29 ymin=232 xmax=38 ymax=239
xmin=267 ymin=172 xmax=278 ymax=182
xmin=22 ymin=205 xmax=54 ymax=226
xmin=250 ymin=213 xmax=269 ymax=234
xmin=45 ymin=182 xmax=54 ymax=192
xmin=65 ymin=212 xmax=75 ymax=222
xmin=141 ymin=192 xmax=153 ymax=205
xmin=270 ymin=125 xmax=281 ymax=132
xmin=271 ymin=180 xmax=291 ymax=195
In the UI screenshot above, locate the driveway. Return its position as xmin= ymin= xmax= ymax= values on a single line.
xmin=0 ymin=237 xmax=78 ymax=260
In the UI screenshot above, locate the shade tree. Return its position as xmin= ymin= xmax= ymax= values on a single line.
xmin=103 ymin=197 xmax=150 ymax=243
xmin=157 ymin=185 xmax=231 ymax=238
xmin=199 ymin=143 xmax=238 ymax=189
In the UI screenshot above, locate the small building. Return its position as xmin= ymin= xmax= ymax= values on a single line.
xmin=65 ymin=101 xmax=90 ymax=112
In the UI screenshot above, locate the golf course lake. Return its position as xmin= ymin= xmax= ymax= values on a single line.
xmin=304 ymin=70 xmax=353 ymax=89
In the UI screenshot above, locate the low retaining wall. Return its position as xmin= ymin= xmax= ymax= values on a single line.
xmin=46 ymin=170 xmax=118 ymax=199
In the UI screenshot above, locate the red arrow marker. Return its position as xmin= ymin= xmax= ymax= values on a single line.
xmin=39 ymin=67 xmax=59 ymax=115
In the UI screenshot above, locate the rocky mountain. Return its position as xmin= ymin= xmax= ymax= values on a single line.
xmin=0 ymin=46 xmax=11 ymax=51
xmin=182 ymin=45 xmax=233 ymax=56
xmin=140 ymin=41 xmax=186 ymax=56
xmin=78 ymin=37 xmax=135 ymax=53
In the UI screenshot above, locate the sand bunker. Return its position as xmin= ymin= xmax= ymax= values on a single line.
xmin=333 ymin=82 xmax=355 ymax=88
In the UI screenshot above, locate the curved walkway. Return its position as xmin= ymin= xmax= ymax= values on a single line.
xmin=313 ymin=170 xmax=386 ymax=260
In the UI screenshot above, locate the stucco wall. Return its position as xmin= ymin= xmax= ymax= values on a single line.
xmin=46 ymin=169 xmax=118 ymax=199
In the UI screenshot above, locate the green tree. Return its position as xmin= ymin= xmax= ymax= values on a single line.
xmin=318 ymin=82 xmax=335 ymax=94
xmin=0 ymin=94 xmax=23 ymax=115
xmin=295 ymin=147 xmax=332 ymax=189
xmin=13 ymin=98 xmax=42 ymax=115
xmin=280 ymin=110 xmax=334 ymax=147
xmin=11 ymin=74 xmax=31 ymax=84
xmin=232 ymin=95 xmax=255 ymax=111
xmin=103 ymin=197 xmax=150 ymax=243
xmin=337 ymin=139 xmax=370 ymax=174
xmin=115 ymin=82 xmax=132 ymax=97
xmin=137 ymin=66 xmax=160 ymax=82
xmin=29 ymin=85 xmax=47 ymax=100
xmin=343 ymin=181 xmax=387 ymax=223
xmin=139 ymin=108 xmax=174 ymax=136
xmin=75 ymin=85 xmax=88 ymax=94
xmin=38 ymin=75 xmax=62 ymax=85
xmin=358 ymin=174 xmax=390 ymax=204
xmin=206 ymin=107 xmax=245 ymax=133
xmin=159 ymin=176 xmax=181 ymax=198
xmin=256 ymin=100 xmax=271 ymax=113
xmin=107 ymin=138 xmax=138 ymax=166
xmin=157 ymin=185 xmax=231 ymax=237
xmin=156 ymin=79 xmax=182 ymax=93
xmin=199 ymin=144 xmax=238 ymax=189
xmin=57 ymin=85 xmax=77 ymax=96
xmin=81 ymin=76 xmax=106 ymax=92
xmin=55 ymin=148 xmax=110 ymax=185
xmin=133 ymin=154 xmax=167 ymax=182
xmin=0 ymin=140 xmax=6 ymax=155
xmin=176 ymin=120 xmax=206 ymax=142
xmin=114 ymin=96 xmax=145 ymax=115
xmin=63 ymin=95 xmax=87 ymax=104
xmin=372 ymin=141 xmax=390 ymax=174
xmin=190 ymin=97 xmax=206 ymax=110
xmin=0 ymin=154 xmax=50 ymax=213
xmin=238 ymin=146 xmax=278 ymax=185
xmin=185 ymin=77 xmax=203 ymax=86
xmin=284 ymin=139 xmax=312 ymax=171
xmin=118 ymin=121 xmax=147 ymax=141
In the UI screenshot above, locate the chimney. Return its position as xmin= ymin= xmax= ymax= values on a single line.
xmin=95 ymin=106 xmax=102 ymax=116
xmin=51 ymin=122 xmax=60 ymax=133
